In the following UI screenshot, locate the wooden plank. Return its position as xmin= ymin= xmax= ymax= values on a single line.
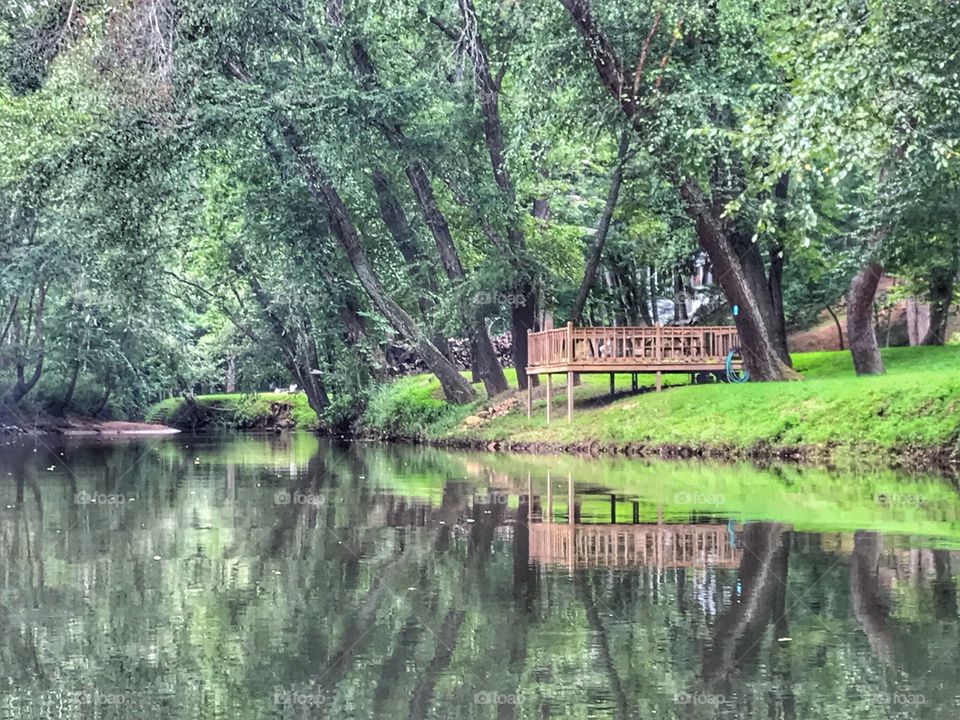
xmin=545 ymin=374 xmax=552 ymax=424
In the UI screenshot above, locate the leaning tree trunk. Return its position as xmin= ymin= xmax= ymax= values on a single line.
xmin=370 ymin=167 xmax=453 ymax=360
xmin=348 ymin=33 xmax=506 ymax=395
xmin=681 ymin=182 xmax=798 ymax=380
xmin=402 ymin=160 xmax=509 ymax=396
xmin=847 ymin=262 xmax=885 ymax=375
xmin=571 ymin=130 xmax=629 ymax=323
xmin=278 ymin=119 xmax=477 ymax=405
xmin=454 ymin=0 xmax=538 ymax=390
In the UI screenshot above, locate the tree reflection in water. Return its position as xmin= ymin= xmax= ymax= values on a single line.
xmin=0 ymin=434 xmax=956 ymax=719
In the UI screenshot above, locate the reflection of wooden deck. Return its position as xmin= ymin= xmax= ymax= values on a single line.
xmin=526 ymin=324 xmax=741 ymax=421
xmin=529 ymin=522 xmax=740 ymax=570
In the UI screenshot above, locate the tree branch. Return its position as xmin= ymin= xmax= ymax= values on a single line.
xmin=632 ymin=12 xmax=661 ymax=95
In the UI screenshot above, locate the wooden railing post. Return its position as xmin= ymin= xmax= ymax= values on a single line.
xmin=567 ymin=322 xmax=574 ymax=363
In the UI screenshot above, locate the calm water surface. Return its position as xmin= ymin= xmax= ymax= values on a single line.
xmin=0 ymin=433 xmax=958 ymax=719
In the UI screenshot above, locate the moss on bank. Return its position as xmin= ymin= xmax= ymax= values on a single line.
xmin=147 ymin=392 xmax=319 ymax=431
xmin=359 ymin=347 xmax=960 ymax=463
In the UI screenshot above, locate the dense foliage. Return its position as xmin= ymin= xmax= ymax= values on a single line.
xmin=1 ymin=0 xmax=958 ymax=426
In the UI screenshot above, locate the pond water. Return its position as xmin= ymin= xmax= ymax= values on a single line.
xmin=0 ymin=432 xmax=958 ymax=719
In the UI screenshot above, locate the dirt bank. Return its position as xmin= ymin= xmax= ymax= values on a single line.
xmin=1 ymin=415 xmax=179 ymax=436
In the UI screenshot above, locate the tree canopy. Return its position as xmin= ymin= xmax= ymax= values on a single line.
xmin=1 ymin=0 xmax=958 ymax=425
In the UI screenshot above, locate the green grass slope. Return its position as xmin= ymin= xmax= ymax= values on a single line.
xmin=361 ymin=347 xmax=960 ymax=458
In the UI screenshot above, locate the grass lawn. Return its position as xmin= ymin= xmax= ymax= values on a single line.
xmin=360 ymin=346 xmax=960 ymax=456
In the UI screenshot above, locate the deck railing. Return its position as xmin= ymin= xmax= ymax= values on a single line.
xmin=529 ymin=522 xmax=741 ymax=570
xmin=526 ymin=324 xmax=740 ymax=369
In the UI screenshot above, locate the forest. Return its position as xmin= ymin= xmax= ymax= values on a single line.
xmin=1 ymin=0 xmax=958 ymax=431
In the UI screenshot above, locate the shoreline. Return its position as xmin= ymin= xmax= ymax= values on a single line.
xmin=6 ymin=416 xmax=959 ymax=478
xmin=1 ymin=417 xmax=180 ymax=437
xmin=382 ymin=431 xmax=960 ymax=478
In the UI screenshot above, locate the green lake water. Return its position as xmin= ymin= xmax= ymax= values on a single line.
xmin=0 ymin=432 xmax=958 ymax=719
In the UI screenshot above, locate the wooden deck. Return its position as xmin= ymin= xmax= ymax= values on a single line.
xmin=529 ymin=522 xmax=741 ymax=571
xmin=525 ymin=323 xmax=741 ymax=422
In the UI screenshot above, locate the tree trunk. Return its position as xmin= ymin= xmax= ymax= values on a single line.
xmin=92 ymin=378 xmax=113 ymax=417
xmin=849 ymin=531 xmax=893 ymax=663
xmin=1 ymin=285 xmax=46 ymax=406
xmin=768 ymin=172 xmax=791 ymax=363
xmin=225 ymin=354 xmax=236 ymax=393
xmin=370 ymin=167 xmax=453 ymax=361
xmin=920 ymin=251 xmax=957 ymax=345
xmin=278 ymin=118 xmax=477 ymax=405
xmin=825 ymin=304 xmax=844 ymax=350
xmin=571 ymin=130 xmax=629 ymax=323
xmin=402 ymin=162 xmax=509 ymax=396
xmin=768 ymin=241 xmax=789 ymax=362
xmin=906 ymin=298 xmax=929 ymax=346
xmin=455 ymin=0 xmax=537 ymax=390
xmin=847 ymin=262 xmax=885 ymax=375
xmin=510 ymin=290 xmax=537 ymax=391
xmin=680 ymin=182 xmax=798 ymax=380
xmin=648 ymin=266 xmax=659 ymax=324
xmin=673 ymin=271 xmax=688 ymax=322
xmin=349 ymin=32 xmax=505 ymax=394
xmin=50 ymin=357 xmax=81 ymax=417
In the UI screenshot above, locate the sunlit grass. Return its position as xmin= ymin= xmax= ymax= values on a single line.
xmin=365 ymin=346 xmax=960 ymax=454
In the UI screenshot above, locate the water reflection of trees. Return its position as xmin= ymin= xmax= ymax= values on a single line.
xmin=0 ymin=438 xmax=957 ymax=718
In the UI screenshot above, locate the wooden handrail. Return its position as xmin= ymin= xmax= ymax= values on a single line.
xmin=526 ymin=325 xmax=740 ymax=369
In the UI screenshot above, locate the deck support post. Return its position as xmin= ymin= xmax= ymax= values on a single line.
xmin=631 ymin=373 xmax=638 ymax=391
xmin=655 ymin=371 xmax=662 ymax=392
xmin=545 ymin=374 xmax=552 ymax=424
xmin=567 ymin=371 xmax=574 ymax=423
xmin=526 ymin=375 xmax=532 ymax=418
xmin=609 ymin=373 xmax=615 ymax=396
xmin=546 ymin=470 xmax=553 ymax=523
